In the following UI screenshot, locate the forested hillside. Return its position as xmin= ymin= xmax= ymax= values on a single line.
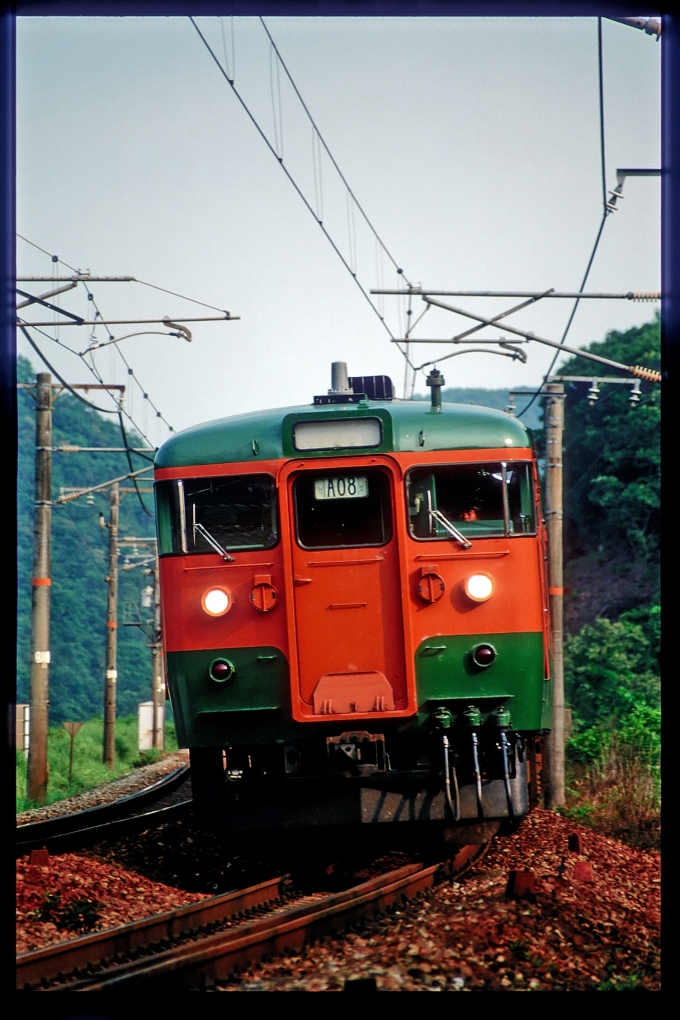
xmin=17 ymin=356 xmax=158 ymax=723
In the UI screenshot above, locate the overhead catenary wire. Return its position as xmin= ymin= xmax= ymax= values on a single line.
xmin=16 ymin=236 xmax=228 ymax=451
xmin=190 ymin=16 xmax=413 ymax=364
xmin=18 ymin=324 xmax=120 ymax=414
xmin=17 ymin=236 xmax=175 ymax=514
xmin=17 ymin=243 xmax=174 ymax=440
xmin=17 ymin=235 xmax=227 ymax=313
xmin=517 ymin=17 xmax=613 ymax=420
xmin=257 ymin=17 xmax=411 ymax=287
xmin=18 ymin=321 xmax=156 ymax=514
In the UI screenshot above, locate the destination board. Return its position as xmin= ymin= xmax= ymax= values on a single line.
xmin=313 ymin=476 xmax=368 ymax=500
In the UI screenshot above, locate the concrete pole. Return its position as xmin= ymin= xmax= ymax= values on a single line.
xmin=152 ymin=551 xmax=165 ymax=751
xmin=27 ymin=373 xmax=53 ymax=804
xmin=544 ymin=382 xmax=566 ymax=809
xmin=103 ymin=482 xmax=119 ymax=769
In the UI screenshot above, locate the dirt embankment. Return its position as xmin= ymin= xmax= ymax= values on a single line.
xmin=563 ymin=554 xmax=658 ymax=635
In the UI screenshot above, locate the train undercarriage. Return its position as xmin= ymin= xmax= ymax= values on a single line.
xmin=190 ymin=724 xmax=544 ymax=840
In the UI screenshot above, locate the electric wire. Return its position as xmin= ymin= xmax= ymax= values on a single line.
xmin=190 ymin=16 xmax=410 ymax=357
xmin=19 ymin=321 xmax=156 ymax=513
xmin=258 ymin=17 xmax=411 ymax=286
xmin=16 ymin=235 xmax=211 ymax=434
xmin=18 ymin=324 xmax=118 ymax=414
xmin=17 ymin=238 xmax=168 ymax=515
xmin=517 ymin=17 xmax=611 ymax=420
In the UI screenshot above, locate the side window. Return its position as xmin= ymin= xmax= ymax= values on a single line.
xmin=154 ymin=475 xmax=278 ymax=555
xmin=406 ymin=463 xmax=535 ymax=541
xmin=506 ymin=463 xmax=536 ymax=534
xmin=294 ymin=469 xmax=392 ymax=549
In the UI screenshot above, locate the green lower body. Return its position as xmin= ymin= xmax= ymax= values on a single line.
xmin=166 ymin=631 xmax=552 ymax=748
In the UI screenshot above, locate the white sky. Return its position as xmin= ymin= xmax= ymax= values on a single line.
xmin=16 ymin=16 xmax=661 ymax=445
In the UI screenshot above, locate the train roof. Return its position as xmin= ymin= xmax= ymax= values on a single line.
xmin=155 ymin=399 xmax=534 ymax=469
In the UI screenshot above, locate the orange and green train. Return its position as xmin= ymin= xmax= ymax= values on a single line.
xmin=154 ymin=365 xmax=552 ymax=838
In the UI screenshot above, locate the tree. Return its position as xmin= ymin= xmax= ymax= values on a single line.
xmin=17 ymin=356 xmax=158 ymax=722
xmin=555 ymin=316 xmax=660 ymax=562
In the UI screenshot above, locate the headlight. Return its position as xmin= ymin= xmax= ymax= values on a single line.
xmin=464 ymin=573 xmax=494 ymax=602
xmin=201 ymin=587 xmax=232 ymax=616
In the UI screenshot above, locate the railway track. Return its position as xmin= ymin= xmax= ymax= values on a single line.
xmin=18 ymin=844 xmax=486 ymax=991
xmin=16 ymin=764 xmax=193 ymax=856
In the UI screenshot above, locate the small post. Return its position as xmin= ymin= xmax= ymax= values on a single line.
xmin=27 ymin=373 xmax=53 ymax=804
xmin=544 ymin=382 xmax=565 ymax=809
xmin=62 ymin=721 xmax=83 ymax=786
xmin=103 ymin=482 xmax=120 ymax=769
xmin=426 ymin=368 xmax=445 ymax=411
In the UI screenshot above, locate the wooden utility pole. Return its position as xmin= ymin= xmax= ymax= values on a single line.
xmin=27 ymin=373 xmax=53 ymax=803
xmin=544 ymin=382 xmax=566 ymax=808
xmin=103 ymin=482 xmax=120 ymax=769
xmin=151 ymin=552 xmax=165 ymax=751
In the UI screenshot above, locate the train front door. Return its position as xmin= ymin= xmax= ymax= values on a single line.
xmin=286 ymin=460 xmax=408 ymax=719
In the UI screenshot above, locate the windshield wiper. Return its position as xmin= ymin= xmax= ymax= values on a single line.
xmin=428 ymin=508 xmax=472 ymax=549
xmin=192 ymin=521 xmax=235 ymax=561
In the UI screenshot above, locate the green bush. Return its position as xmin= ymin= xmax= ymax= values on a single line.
xmin=563 ymin=610 xmax=660 ymax=850
xmin=564 ymin=613 xmax=660 ymax=730
xmin=16 ymin=714 xmax=179 ymax=813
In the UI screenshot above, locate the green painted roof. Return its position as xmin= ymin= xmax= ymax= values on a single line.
xmin=155 ymin=399 xmax=533 ymax=469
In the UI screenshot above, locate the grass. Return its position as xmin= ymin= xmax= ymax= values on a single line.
xmin=16 ymin=714 xmax=179 ymax=813
xmin=561 ymin=734 xmax=660 ymax=852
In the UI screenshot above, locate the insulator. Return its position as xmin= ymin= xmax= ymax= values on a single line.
xmin=629 ymin=382 xmax=641 ymax=407
xmin=631 ymin=292 xmax=660 ymax=302
xmin=631 ymin=365 xmax=661 ymax=383
xmin=60 ymin=444 xmax=80 ymax=452
xmin=587 ymin=382 xmax=600 ymax=405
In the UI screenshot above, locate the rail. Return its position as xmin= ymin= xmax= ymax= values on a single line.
xmin=19 ymin=844 xmax=485 ymax=991
xmin=16 ymin=765 xmax=192 ymax=856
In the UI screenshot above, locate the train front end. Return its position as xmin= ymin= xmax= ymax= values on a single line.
xmin=154 ymin=372 xmax=552 ymax=838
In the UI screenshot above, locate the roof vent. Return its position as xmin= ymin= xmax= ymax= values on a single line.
xmin=349 ymin=375 xmax=394 ymax=401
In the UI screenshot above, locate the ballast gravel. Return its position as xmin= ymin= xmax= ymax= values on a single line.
xmin=16 ymin=852 xmax=207 ymax=955
xmin=16 ymin=808 xmax=660 ymax=990
xmin=16 ymin=751 xmax=189 ymax=826
xmin=215 ymin=809 xmax=660 ymax=992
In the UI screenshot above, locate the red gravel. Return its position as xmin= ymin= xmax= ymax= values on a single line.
xmin=216 ymin=809 xmax=660 ymax=992
xmin=16 ymin=852 xmax=208 ymax=955
xmin=16 ymin=809 xmax=660 ymax=990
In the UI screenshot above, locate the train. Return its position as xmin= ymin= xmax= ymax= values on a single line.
xmin=154 ymin=363 xmax=552 ymax=846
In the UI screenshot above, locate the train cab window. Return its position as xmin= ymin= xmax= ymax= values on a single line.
xmin=294 ymin=468 xmax=392 ymax=549
xmin=154 ymin=475 xmax=277 ymax=555
xmin=406 ymin=463 xmax=535 ymax=541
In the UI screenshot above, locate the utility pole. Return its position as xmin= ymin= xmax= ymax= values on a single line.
xmin=543 ymin=382 xmax=566 ymax=809
xmin=27 ymin=373 xmax=53 ymax=804
xmin=103 ymin=482 xmax=120 ymax=769
xmin=151 ymin=552 xmax=165 ymax=750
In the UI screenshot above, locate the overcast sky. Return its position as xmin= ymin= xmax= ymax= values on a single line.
xmin=16 ymin=15 xmax=661 ymax=446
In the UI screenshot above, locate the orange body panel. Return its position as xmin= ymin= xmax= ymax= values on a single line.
xmin=159 ymin=550 xmax=290 ymax=656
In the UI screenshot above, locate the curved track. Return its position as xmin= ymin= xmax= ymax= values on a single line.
xmin=18 ymin=843 xmax=486 ymax=991
xmin=16 ymin=765 xmax=193 ymax=856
